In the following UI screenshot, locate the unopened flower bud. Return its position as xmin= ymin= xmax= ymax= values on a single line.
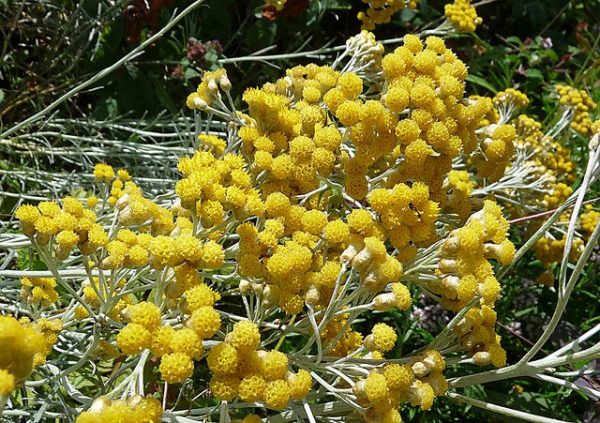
xmin=89 ymin=397 xmax=111 ymax=413
xmin=207 ymin=78 xmax=219 ymax=93
xmin=483 ymin=240 xmax=515 ymax=265
xmin=341 ymin=239 xmax=362 ymax=263
xmin=127 ymin=394 xmax=143 ymax=407
xmin=472 ymin=351 xmax=491 ymax=366
xmin=115 ymin=193 xmax=129 ymax=210
xmin=262 ymin=284 xmax=278 ymax=307
xmin=373 ymin=292 xmax=395 ymax=311
xmin=193 ymin=97 xmax=208 ymax=111
xmin=219 ymin=75 xmax=231 ymax=92
xmin=441 ymin=275 xmax=460 ymax=299
xmin=239 ymin=279 xmax=253 ymax=295
xmin=305 ymin=286 xmax=320 ymax=305
xmin=352 ymin=380 xmax=369 ymax=406
xmin=438 ymin=258 xmax=458 ymax=273
xmin=442 ymin=236 xmax=460 ymax=254
xmin=36 ymin=232 xmax=51 ymax=246
xmin=251 ymin=282 xmax=264 ymax=295
xmin=412 ymin=361 xmax=429 ymax=377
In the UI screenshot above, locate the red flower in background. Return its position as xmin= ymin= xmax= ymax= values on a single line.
xmin=262 ymin=0 xmax=310 ymax=21
xmin=124 ymin=0 xmax=173 ymax=44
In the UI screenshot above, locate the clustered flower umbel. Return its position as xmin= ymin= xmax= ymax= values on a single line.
xmin=0 ymin=316 xmax=61 ymax=397
xmin=356 ymin=0 xmax=483 ymax=33
xmin=13 ymin=28 xmax=592 ymax=422
xmin=444 ymin=0 xmax=482 ymax=33
xmin=556 ymin=84 xmax=597 ymax=135
xmin=357 ymin=0 xmax=420 ymax=31
xmin=207 ymin=321 xmax=312 ymax=409
xmin=480 ymin=85 xmax=599 ymax=285
xmin=75 ymin=395 xmax=162 ymax=423
xmin=434 ymin=200 xmax=514 ymax=312
xmin=353 ymin=350 xmax=447 ymax=422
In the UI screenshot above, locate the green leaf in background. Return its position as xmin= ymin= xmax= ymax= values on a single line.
xmin=149 ymin=73 xmax=178 ymax=114
xmin=466 ymin=74 xmax=498 ymax=94
xmin=244 ymin=18 xmax=277 ymax=51
xmin=17 ymin=249 xmax=47 ymax=271
xmin=526 ymin=68 xmax=544 ymax=82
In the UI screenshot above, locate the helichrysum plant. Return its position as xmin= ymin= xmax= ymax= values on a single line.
xmin=2 ymin=8 xmax=600 ymax=423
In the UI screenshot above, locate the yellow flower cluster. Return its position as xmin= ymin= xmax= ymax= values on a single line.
xmin=504 ymin=112 xmax=593 ymax=278
xmin=444 ymin=0 xmax=482 ymax=32
xmin=106 ymin=230 xmax=224 ymax=271
xmin=115 ymin=294 xmax=221 ymax=384
xmin=320 ymin=312 xmax=365 ymax=357
xmin=237 ymin=217 xmax=312 ymax=313
xmin=471 ymin=95 xmax=500 ymax=127
xmin=75 ymin=276 xmax=133 ymax=321
xmin=207 ymin=321 xmax=312 ymax=409
xmin=198 ymin=133 xmax=226 ymax=155
xmin=493 ymin=88 xmax=529 ymax=110
xmin=433 ymin=201 xmax=515 ymax=311
xmin=581 ymin=205 xmax=600 ymax=235
xmin=532 ymin=205 xmax=600 ymax=284
xmin=0 ymin=315 xmax=46 ymax=395
xmin=175 ymin=149 xmax=263 ymax=226
xmin=357 ymin=0 xmax=420 ymax=31
xmin=455 ymin=305 xmax=506 ymax=367
xmin=364 ymin=323 xmax=398 ymax=352
xmin=32 ymin=318 xmax=63 ymax=367
xmin=237 ymin=188 xmax=409 ymax=314
xmin=15 ymin=197 xmax=108 ymax=258
xmin=20 ymin=276 xmax=58 ymax=306
xmin=474 ymin=123 xmax=517 ymax=181
xmin=10 ymin=28 xmax=552 ymax=420
xmin=556 ymin=84 xmax=597 ymax=135
xmin=513 ymin=115 xmax=575 ymax=187
xmin=239 ymin=67 xmax=346 ymax=195
xmin=513 ymin=114 xmax=543 ymax=146
xmin=354 ymin=350 xmax=446 ymax=421
xmin=513 ymin=114 xmax=575 ymax=205
xmin=442 ymin=170 xmax=474 ymax=219
xmin=380 ymin=35 xmax=491 ymax=198
xmin=534 ymin=229 xmax=584 ymax=269
xmin=544 ymin=182 xmax=572 ymax=209
xmin=186 ymin=68 xmax=231 ymax=110
xmin=104 ymin=166 xmax=174 ymax=233
xmin=93 ymin=163 xmax=115 ymax=182
xmin=76 ymin=396 xmax=162 ymax=423
xmin=367 ymin=182 xmax=438 ymax=258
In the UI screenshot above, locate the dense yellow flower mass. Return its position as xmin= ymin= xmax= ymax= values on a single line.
xmin=358 ymin=0 xmax=420 ymax=31
xmin=20 ymin=277 xmax=58 ymax=306
xmin=76 ymin=396 xmax=162 ymax=423
xmin=11 ymin=27 xmax=598 ymax=422
xmin=444 ymin=0 xmax=482 ymax=32
xmin=207 ymin=321 xmax=312 ymax=408
xmin=556 ymin=84 xmax=597 ymax=135
xmin=432 ymin=200 xmax=513 ymax=311
xmin=0 ymin=315 xmax=55 ymax=396
xmin=354 ymin=349 xmax=446 ymax=419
